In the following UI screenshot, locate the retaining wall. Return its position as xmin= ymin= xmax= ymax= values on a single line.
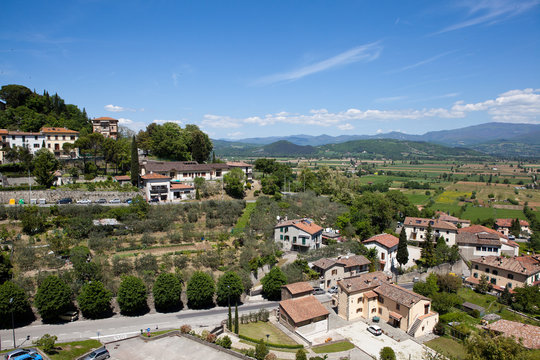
xmin=0 ymin=189 xmax=142 ymax=204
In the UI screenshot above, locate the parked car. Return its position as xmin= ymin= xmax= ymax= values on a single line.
xmin=4 ymin=349 xmax=38 ymax=360
xmin=313 ymin=287 xmax=325 ymax=295
xmin=59 ymin=310 xmax=79 ymax=322
xmin=95 ymin=199 xmax=107 ymax=204
xmin=367 ymin=325 xmax=382 ymax=336
xmin=12 ymin=353 xmax=42 ymax=360
xmin=76 ymin=199 xmax=91 ymax=204
xmin=328 ymin=285 xmax=338 ymax=294
xmin=83 ymin=347 xmax=110 ymax=360
xmin=109 ymin=198 xmax=121 ymax=204
xmin=123 ymin=198 xmax=132 ymax=204
xmin=149 ymin=198 xmax=159 ymax=203
xmin=57 ymin=198 xmax=73 ymax=204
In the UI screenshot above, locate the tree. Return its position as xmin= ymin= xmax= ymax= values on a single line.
xmin=499 ymin=286 xmax=513 ymax=305
xmin=436 ymin=274 xmax=461 ymax=293
xmin=397 ymin=228 xmax=409 ymax=268
xmin=153 ymin=273 xmax=183 ymax=312
xmin=465 ymin=331 xmax=529 ymax=360
xmin=261 ymin=267 xmax=287 ymax=301
xmin=432 ymin=292 xmax=462 ymax=314
xmin=379 ymin=347 xmax=396 ymax=360
xmin=511 ymin=284 xmax=540 ymax=315
xmin=20 ymin=206 xmax=47 ymax=235
xmin=117 ymin=276 xmax=148 ymax=315
xmin=186 ymin=271 xmax=215 ymax=309
xmin=130 ymin=136 xmax=139 ymax=186
xmin=216 ymin=335 xmax=232 ymax=349
xmin=32 ymin=148 xmax=59 ymax=187
xmin=186 ymin=125 xmax=212 ymax=163
xmin=34 ymin=275 xmax=72 ymax=322
xmin=255 ymin=339 xmax=269 ymax=360
xmin=234 ymin=302 xmax=239 ymax=334
xmin=421 ymin=225 xmax=436 ymax=268
xmin=475 ymin=274 xmax=492 ymax=294
xmin=510 ymin=218 xmax=521 ymax=237
xmin=0 ymin=251 xmax=13 ymax=284
xmin=223 ymin=168 xmax=245 ymax=199
xmin=0 ymin=84 xmax=32 ymax=108
xmin=34 ymin=334 xmax=57 ymax=354
xmin=0 ymin=281 xmax=33 ymax=328
xmin=216 ymin=271 xmax=244 ymax=306
xmin=77 ymin=281 xmax=112 ymax=319
xmin=413 ymin=273 xmax=439 ymax=297
xmin=295 ymin=349 xmax=307 ymax=360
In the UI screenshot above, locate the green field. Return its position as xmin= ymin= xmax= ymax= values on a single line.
xmin=239 ymin=321 xmax=298 ymax=346
xmin=312 ymin=341 xmax=355 ymax=354
xmin=425 ymin=337 xmax=467 ymax=360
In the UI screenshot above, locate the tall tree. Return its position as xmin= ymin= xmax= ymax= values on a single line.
xmin=510 ymin=218 xmax=521 ymax=237
xmin=0 ymin=281 xmax=34 ymax=327
xmin=185 ymin=125 xmax=212 ymax=163
xmin=186 ymin=271 xmax=215 ymax=309
xmin=130 ymin=136 xmax=139 ymax=186
xmin=397 ymin=228 xmax=409 ymax=269
xmin=223 ymin=168 xmax=245 ymax=199
xmin=77 ymin=281 xmax=112 ymax=319
xmin=32 ymin=148 xmax=59 ymax=187
xmin=261 ymin=267 xmax=287 ymax=301
xmin=34 ymin=275 xmax=72 ymax=322
xmin=0 ymin=84 xmax=32 ymax=108
xmin=153 ymin=273 xmax=182 ymax=312
xmin=0 ymin=251 xmax=13 ymax=284
xmin=234 ymin=302 xmax=239 ymax=334
xmin=216 ymin=271 xmax=244 ymax=306
xmin=117 ymin=276 xmax=148 ymax=315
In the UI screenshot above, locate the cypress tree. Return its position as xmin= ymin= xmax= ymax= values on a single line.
xmin=234 ymin=302 xmax=239 ymax=334
xmin=397 ymin=228 xmax=409 ymax=269
xmin=130 ymin=136 xmax=139 ymax=186
xmin=228 ymin=303 xmax=232 ymax=330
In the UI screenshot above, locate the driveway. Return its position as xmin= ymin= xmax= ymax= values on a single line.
xmin=334 ymin=322 xmax=428 ymax=360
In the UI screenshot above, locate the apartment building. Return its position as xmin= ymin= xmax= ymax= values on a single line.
xmin=467 ymin=255 xmax=540 ymax=291
xmin=363 ymin=233 xmax=399 ymax=273
xmin=403 ymin=217 xmax=458 ymax=245
xmin=41 ymin=127 xmax=79 ymax=158
xmin=7 ymin=131 xmax=45 ymax=155
xmin=274 ymin=218 xmax=323 ymax=252
xmin=311 ymin=255 xmax=370 ymax=289
xmin=141 ymin=160 xmax=233 ymax=182
xmin=92 ymin=117 xmax=118 ymax=139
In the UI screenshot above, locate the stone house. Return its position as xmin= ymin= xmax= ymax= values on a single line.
xmin=457 ymin=225 xmax=519 ymax=261
xmin=495 ymin=218 xmax=531 ymax=237
xmin=279 ymin=295 xmax=329 ymax=333
xmin=403 ymin=217 xmax=458 ymax=245
xmin=274 ymin=218 xmax=323 ymax=252
xmin=311 ymin=255 xmax=370 ymax=290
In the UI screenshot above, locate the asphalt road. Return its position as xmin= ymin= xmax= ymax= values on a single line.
xmin=0 ymin=301 xmax=278 ymax=351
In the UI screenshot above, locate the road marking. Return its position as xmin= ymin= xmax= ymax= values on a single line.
xmin=90 ymin=331 xmax=139 ymax=340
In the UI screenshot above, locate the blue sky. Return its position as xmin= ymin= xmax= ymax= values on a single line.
xmin=2 ymin=0 xmax=540 ymax=139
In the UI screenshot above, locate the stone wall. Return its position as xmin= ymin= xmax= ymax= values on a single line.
xmin=0 ymin=189 xmax=142 ymax=204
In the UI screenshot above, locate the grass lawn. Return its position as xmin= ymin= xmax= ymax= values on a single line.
xmin=239 ymin=321 xmax=298 ymax=346
xmin=425 ymin=337 xmax=467 ymax=360
xmin=238 ymin=340 xmax=299 ymax=353
xmin=458 ymin=288 xmax=498 ymax=309
xmin=47 ymin=339 xmax=103 ymax=360
xmin=312 ymin=341 xmax=355 ymax=354
xmin=234 ymin=202 xmax=256 ymax=232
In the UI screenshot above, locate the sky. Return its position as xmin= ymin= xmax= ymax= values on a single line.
xmin=2 ymin=0 xmax=540 ymax=139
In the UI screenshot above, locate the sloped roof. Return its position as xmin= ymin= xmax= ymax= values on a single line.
xmin=141 ymin=173 xmax=171 ymax=180
xmin=275 ymin=219 xmax=323 ymax=235
xmin=93 ymin=117 xmax=118 ymax=121
xmin=459 ymin=225 xmax=508 ymax=239
xmin=373 ymin=282 xmax=430 ymax=308
xmin=496 ymin=218 xmax=529 ymax=227
xmin=471 ymin=255 xmax=540 ymax=276
xmin=227 ymin=161 xmax=252 ymax=167
xmin=143 ymin=160 xmax=229 ymax=172
xmin=484 ymin=319 xmax=540 ymax=349
xmin=404 ymin=217 xmax=457 ymax=231
xmin=337 ymin=271 xmax=390 ymax=294
xmin=279 ymin=295 xmax=329 ymax=324
xmin=364 ymin=233 xmax=399 ymax=249
xmin=170 ymin=183 xmax=194 ymax=190
xmin=40 ymin=127 xmax=79 ymax=134
xmin=8 ymin=130 xmax=43 ymax=136
xmin=438 ymin=213 xmax=470 ymax=224
xmin=457 ymin=232 xmax=502 ymax=246
xmin=282 ymin=282 xmax=314 ymax=295
xmin=114 ymin=175 xmax=131 ymax=181
xmin=336 ymin=255 xmax=371 ymax=268
xmin=312 ymin=258 xmax=337 ymax=270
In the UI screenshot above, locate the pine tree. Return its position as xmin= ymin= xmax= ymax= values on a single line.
xmin=234 ymin=302 xmax=239 ymax=334
xmin=397 ymin=228 xmax=409 ymax=268
xmin=130 ymin=136 xmax=139 ymax=186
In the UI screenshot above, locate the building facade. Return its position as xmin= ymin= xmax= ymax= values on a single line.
xmin=141 ymin=173 xmax=195 ymax=202
xmin=311 ymin=255 xmax=370 ymax=289
xmin=403 ymin=217 xmax=458 ymax=245
xmin=457 ymin=225 xmax=519 ymax=261
xmin=363 ymin=234 xmax=399 ymax=273
xmin=274 ymin=218 xmax=323 ymax=252
xmin=41 ymin=127 xmax=79 ymax=158
xmin=7 ymin=131 xmax=46 ymax=155
xmin=495 ymin=218 xmax=531 ymax=237
xmin=467 ymin=255 xmax=540 ymax=291
xmin=92 ymin=117 xmax=118 ymax=139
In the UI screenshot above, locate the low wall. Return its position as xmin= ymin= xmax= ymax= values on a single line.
xmin=0 ymin=189 xmax=142 ymax=204
xmin=398 ymin=260 xmax=466 ymax=283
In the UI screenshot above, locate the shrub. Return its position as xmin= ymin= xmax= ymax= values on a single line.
xmin=216 ymin=271 xmax=244 ymax=306
xmin=117 ymin=276 xmax=148 ymax=315
xmin=180 ymin=324 xmax=191 ymax=334
xmin=255 ymin=339 xmax=269 ymax=360
xmin=261 ymin=267 xmax=287 ymax=300
xmin=433 ymin=321 xmax=445 ymax=335
xmin=186 ymin=271 xmax=215 ymax=309
xmin=205 ymin=333 xmax=217 ymax=343
xmin=295 ymin=349 xmax=307 ymax=360
xmin=379 ymin=347 xmax=396 ymax=360
xmin=0 ymin=281 xmax=34 ymax=328
xmin=77 ymin=281 xmax=112 ymax=319
xmin=34 ymin=334 xmax=57 ymax=354
xmin=34 ymin=275 xmax=72 ymax=322
xmin=153 ymin=273 xmax=182 ymax=312
xmin=216 ymin=335 xmax=232 ymax=349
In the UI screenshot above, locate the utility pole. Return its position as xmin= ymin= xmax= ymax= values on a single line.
xmin=28 ymin=170 xmax=32 ymax=204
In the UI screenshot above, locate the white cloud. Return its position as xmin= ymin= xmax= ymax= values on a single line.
xmin=104 ymin=104 xmax=136 ymax=112
xmin=118 ymin=118 xmax=133 ymax=125
xmin=389 ymin=51 xmax=455 ymax=73
xmin=200 ymin=88 xmax=540 ymax=130
xmin=255 ymin=42 xmax=382 ymax=85
xmin=436 ymin=0 xmax=540 ymax=34
xmin=227 ymin=131 xmax=244 ymax=138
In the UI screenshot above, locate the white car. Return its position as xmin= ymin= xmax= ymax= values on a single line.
xmin=109 ymin=198 xmax=121 ymax=204
xmin=76 ymin=199 xmax=91 ymax=204
xmin=367 ymin=325 xmax=382 ymax=336
xmin=328 ymin=285 xmax=339 ymax=294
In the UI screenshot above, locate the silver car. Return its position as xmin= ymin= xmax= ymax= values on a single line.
xmin=83 ymin=347 xmax=110 ymax=360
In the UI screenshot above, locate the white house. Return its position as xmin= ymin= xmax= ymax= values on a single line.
xmin=363 ymin=233 xmax=399 ymax=273
xmin=141 ymin=160 xmax=231 ymax=182
xmin=274 ymin=218 xmax=323 ymax=252
xmin=141 ymin=173 xmax=196 ymax=202
xmin=457 ymin=225 xmax=519 ymax=261
xmin=403 ymin=217 xmax=458 ymax=245
xmin=8 ymin=131 xmax=46 ymax=155
xmin=495 ymin=218 xmax=531 ymax=237
xmin=226 ymin=161 xmax=253 ymax=182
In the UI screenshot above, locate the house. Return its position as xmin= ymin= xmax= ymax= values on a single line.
xmin=334 ymin=272 xmax=438 ymax=337
xmin=170 ymin=182 xmax=195 ymax=200
xmin=466 ymin=255 xmax=540 ymax=292
xmin=274 ymin=218 xmax=323 ymax=252
xmin=92 ymin=117 xmax=118 ymax=139
xmin=41 ymin=127 xmax=79 ymax=158
xmin=436 ymin=211 xmax=471 ymax=228
xmin=311 ymin=255 xmax=370 ymax=289
xmin=281 ymin=282 xmax=314 ymax=300
xmin=403 ymin=217 xmax=458 ymax=245
xmin=226 ymin=161 xmax=253 ymax=182
xmin=495 ymin=218 xmax=531 ymax=236
xmin=457 ymin=225 xmax=519 ymax=261
xmin=114 ymin=175 xmax=132 ymax=186
xmin=278 ymin=295 xmax=329 ymax=333
xmin=7 ymin=131 xmax=46 ymax=155
xmin=363 ymin=233 xmax=399 ymax=273
xmin=483 ymin=319 xmax=540 ymax=349
xmin=140 ymin=160 xmax=231 ymax=182
xmin=141 ymin=173 xmax=195 ymax=202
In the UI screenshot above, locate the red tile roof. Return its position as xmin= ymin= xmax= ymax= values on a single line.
xmin=282 ymin=282 xmax=314 ymax=295
xmin=364 ymin=290 xmax=378 ymax=298
xmin=311 ymin=258 xmax=337 ymax=270
xmin=404 ymin=217 xmax=457 ymax=231
xmin=336 ymin=255 xmax=371 ymax=268
xmin=279 ymin=295 xmax=329 ymax=324
xmin=496 ymin=218 xmax=529 ymax=227
xmin=93 ymin=117 xmax=118 ymax=121
xmin=8 ymin=130 xmax=43 ymax=136
xmin=40 ymin=127 xmax=79 ymax=134
xmin=141 ymin=173 xmax=171 ymax=180
xmin=0 ymin=129 xmax=9 ymax=135
xmin=275 ymin=219 xmax=323 ymax=235
xmin=170 ymin=183 xmax=194 ymax=190
xmin=114 ymin=175 xmax=131 ymax=181
xmin=470 ymin=255 xmax=540 ymax=276
xmin=338 ymin=271 xmax=390 ymax=293
xmin=226 ymin=161 xmax=252 ymax=167
xmin=389 ymin=311 xmax=403 ymax=320
xmin=364 ymin=234 xmax=399 ymax=249
xmin=484 ymin=319 xmax=540 ymax=349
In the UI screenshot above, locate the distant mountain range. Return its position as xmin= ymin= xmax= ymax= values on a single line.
xmin=213 ymin=123 xmax=540 ymax=158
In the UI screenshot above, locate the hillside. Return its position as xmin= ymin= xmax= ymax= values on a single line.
xmin=257 ymin=140 xmax=316 ymax=156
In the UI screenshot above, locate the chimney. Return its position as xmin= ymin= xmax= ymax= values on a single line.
xmin=346 ymin=283 xmax=351 ymax=289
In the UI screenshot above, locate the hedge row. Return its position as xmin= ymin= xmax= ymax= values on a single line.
xmin=0 ymin=185 xmax=48 ymax=191
xmin=237 ymin=334 xmax=304 ymax=349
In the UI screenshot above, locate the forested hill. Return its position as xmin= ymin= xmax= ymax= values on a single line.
xmin=256 ymin=140 xmax=316 ymax=156
xmin=0 ymin=84 xmax=91 ymax=132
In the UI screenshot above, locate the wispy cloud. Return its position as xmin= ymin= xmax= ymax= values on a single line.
xmin=104 ymin=104 xmax=136 ymax=113
xmin=255 ymin=42 xmax=382 ymax=85
xmin=435 ymin=0 xmax=540 ymax=34
xmin=172 ymin=72 xmax=180 ymax=87
xmin=374 ymin=96 xmax=408 ymax=103
xmin=389 ymin=51 xmax=455 ymax=73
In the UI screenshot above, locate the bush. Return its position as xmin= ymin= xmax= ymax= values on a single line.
xmin=180 ymin=324 xmax=191 ymax=334
xmin=34 ymin=275 xmax=72 ymax=322
xmin=0 ymin=281 xmax=34 ymax=328
xmin=117 ymin=276 xmax=148 ymax=315
xmin=255 ymin=338 xmax=269 ymax=360
xmin=433 ymin=321 xmax=445 ymax=335
xmin=186 ymin=271 xmax=215 ymax=309
xmin=295 ymin=349 xmax=307 ymax=360
xmin=153 ymin=273 xmax=183 ymax=312
xmin=77 ymin=281 xmax=112 ymax=319
xmin=216 ymin=335 xmax=232 ymax=349
xmin=261 ymin=267 xmax=287 ymax=300
xmin=34 ymin=334 xmax=57 ymax=354
xmin=216 ymin=271 xmax=244 ymax=306
xmin=379 ymin=347 xmax=396 ymax=360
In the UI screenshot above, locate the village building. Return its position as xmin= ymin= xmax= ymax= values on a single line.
xmin=7 ymin=130 xmax=46 ymax=155
xmin=226 ymin=161 xmax=253 ymax=182
xmin=274 ymin=218 xmax=323 ymax=252
xmin=41 ymin=127 xmax=79 ymax=158
xmin=281 ymin=282 xmax=314 ymax=300
xmin=495 ymin=218 xmax=531 ymax=237
xmin=457 ymin=225 xmax=519 ymax=261
xmin=141 ymin=173 xmax=195 ymax=203
xmin=140 ymin=160 xmax=230 ymax=182
xmin=363 ymin=233 xmax=399 ymax=273
xmin=436 ymin=211 xmax=471 ymax=228
xmin=483 ymin=319 xmax=540 ymax=349
xmin=334 ymin=272 xmax=438 ymax=337
xmin=466 ymin=254 xmax=540 ymax=291
xmin=278 ymin=295 xmax=329 ymax=333
xmin=92 ymin=117 xmax=118 ymax=139
xmin=403 ymin=217 xmax=458 ymax=245
xmin=311 ymin=255 xmax=370 ymax=289
xmin=114 ymin=175 xmax=132 ymax=186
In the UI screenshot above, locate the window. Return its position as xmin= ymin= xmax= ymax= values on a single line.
xmin=482 ymin=247 xmax=487 ymax=252
xmin=378 ymin=308 xmax=382 ymax=314
xmin=280 ymin=228 xmax=283 ymax=233
xmin=492 ymin=270 xmax=498 ymax=276
xmin=473 ymin=273 xmax=478 ymax=278
xmin=47 ymin=144 xmax=51 ymax=148
xmin=485 ymin=268 xmax=490 ymax=273
xmin=357 ymin=297 xmax=362 ymax=303
xmin=508 ymin=274 xmax=514 ymax=280
xmin=356 ymin=308 xmax=362 ymax=313
xmin=446 ymin=231 xmax=449 ymax=234
xmin=71 ymin=136 xmax=75 ymax=140
xmin=371 ymin=308 xmax=376 ymax=313
xmin=33 ymin=144 xmax=39 ymax=148
xmin=474 ymin=265 xmax=478 ymax=270
xmin=285 ymin=227 xmax=288 ymax=233
xmin=293 ymin=236 xmax=297 ymax=243
xmin=284 ymin=236 xmax=289 ymax=242
xmin=280 ymin=235 xmax=283 ymax=240
xmin=378 ymin=296 xmax=384 ymax=304
xmin=47 ymin=136 xmax=51 ymax=140
xmin=381 ymin=253 xmax=385 ymax=260
xmin=34 ymin=136 xmax=38 ymax=140
xmin=396 ymin=304 xmax=400 ymax=310
xmin=331 ymin=269 xmax=337 ymax=276
xmin=507 ymin=283 xmax=512 ymax=288
xmin=490 ymin=278 xmax=496 ymax=285
xmin=476 ymin=247 xmax=481 ymax=251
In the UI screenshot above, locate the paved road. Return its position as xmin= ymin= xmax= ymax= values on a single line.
xmin=0 ymin=301 xmax=278 ymax=350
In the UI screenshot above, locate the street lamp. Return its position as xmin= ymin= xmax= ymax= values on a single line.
xmin=9 ymin=297 xmax=15 ymax=348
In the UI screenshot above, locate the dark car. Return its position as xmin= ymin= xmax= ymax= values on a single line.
xmin=149 ymin=198 xmax=159 ymax=203
xmin=57 ymin=198 xmax=73 ymax=204
xmin=313 ymin=287 xmax=325 ymax=295
xmin=123 ymin=198 xmax=132 ymax=204
xmin=95 ymin=199 xmax=107 ymax=204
